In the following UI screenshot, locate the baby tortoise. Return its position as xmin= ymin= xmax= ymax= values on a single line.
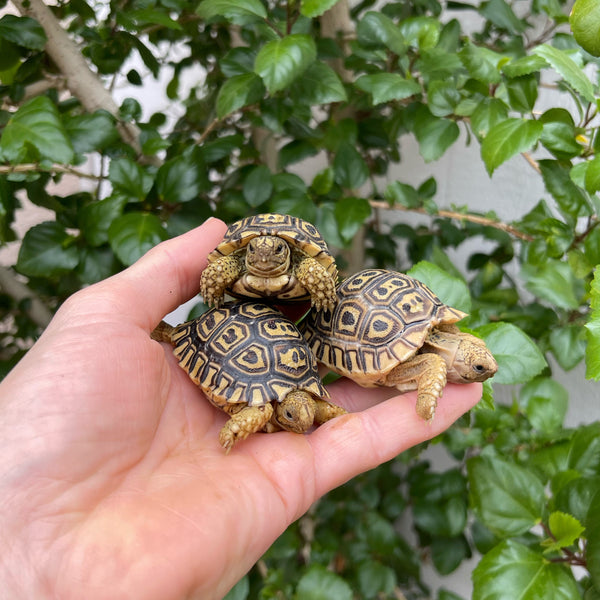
xmin=300 ymin=269 xmax=497 ymax=421
xmin=200 ymin=213 xmax=338 ymax=311
xmin=152 ymin=301 xmax=346 ymax=452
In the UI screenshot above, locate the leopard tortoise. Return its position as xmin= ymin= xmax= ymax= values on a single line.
xmin=300 ymin=269 xmax=497 ymax=421
xmin=200 ymin=213 xmax=338 ymax=311
xmin=152 ymin=301 xmax=346 ymax=452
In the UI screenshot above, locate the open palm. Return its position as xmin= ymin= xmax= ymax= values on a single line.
xmin=0 ymin=218 xmax=482 ymax=600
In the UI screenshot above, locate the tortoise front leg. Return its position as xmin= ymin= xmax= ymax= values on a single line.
xmin=313 ymin=398 xmax=347 ymax=424
xmin=219 ymin=403 xmax=274 ymax=453
xmin=384 ymin=353 xmax=447 ymax=421
xmin=294 ymin=256 xmax=337 ymax=311
xmin=200 ymin=255 xmax=243 ymax=307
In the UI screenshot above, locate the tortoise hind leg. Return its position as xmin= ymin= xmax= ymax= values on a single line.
xmin=294 ymin=256 xmax=337 ymax=311
xmin=200 ymin=255 xmax=244 ymax=307
xmin=385 ymin=353 xmax=447 ymax=421
xmin=219 ymin=403 xmax=274 ymax=453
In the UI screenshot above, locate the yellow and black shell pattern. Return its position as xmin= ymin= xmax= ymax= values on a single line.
xmin=207 ymin=213 xmax=337 ymax=275
xmin=169 ymin=301 xmax=330 ymax=409
xmin=300 ymin=269 xmax=466 ymax=387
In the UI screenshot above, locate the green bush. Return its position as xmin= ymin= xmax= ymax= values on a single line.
xmin=1 ymin=0 xmax=599 ymax=597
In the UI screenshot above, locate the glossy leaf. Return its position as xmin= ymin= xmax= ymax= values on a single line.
xmin=294 ymin=61 xmax=347 ymax=105
xmin=477 ymin=322 xmax=546 ymax=384
xmin=216 ymin=73 xmax=265 ymax=118
xmin=481 ymin=118 xmax=543 ymax=175
xmin=586 ymin=491 xmax=600 ymax=591
xmin=300 ymin=0 xmax=341 ymax=18
xmin=108 ymin=158 xmax=154 ymax=202
xmin=243 ymin=165 xmax=273 ymax=207
xmin=541 ymin=511 xmax=584 ymax=552
xmin=254 ymin=34 xmax=317 ymax=94
xmin=408 ymin=261 xmax=471 ymax=313
xmin=472 ymin=540 xmax=579 ymax=600
xmin=108 ymin=212 xmax=168 ymax=266
xmin=522 ymin=260 xmax=583 ymax=310
xmin=334 ymin=197 xmax=371 ymax=244
xmin=0 ymin=15 xmax=46 ymax=50
xmin=519 ymin=377 xmax=568 ymax=433
xmin=0 ymin=96 xmax=74 ymax=164
xmin=356 ymin=560 xmax=397 ymax=598
xmin=295 ymin=565 xmax=353 ymax=600
xmin=155 ymin=151 xmax=209 ymax=204
xmin=16 ymin=221 xmax=79 ymax=277
xmin=79 ymin=196 xmax=127 ymax=247
xmin=586 ymin=268 xmax=600 ymax=380
xmin=357 ymin=11 xmax=405 ymax=55
xmin=333 ymin=143 xmax=369 ymax=190
xmin=414 ymin=106 xmax=460 ymax=162
xmin=65 ymin=111 xmax=120 ymax=155
xmin=533 ymin=44 xmax=595 ymax=102
xmin=196 ymin=0 xmax=267 ymax=22
xmin=468 ymin=456 xmax=545 ymax=536
xmin=355 ymin=73 xmax=420 ymax=106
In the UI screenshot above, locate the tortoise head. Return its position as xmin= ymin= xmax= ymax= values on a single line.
xmin=246 ymin=236 xmax=290 ymax=276
xmin=273 ymin=390 xmax=316 ymax=433
xmin=424 ymin=330 xmax=498 ymax=384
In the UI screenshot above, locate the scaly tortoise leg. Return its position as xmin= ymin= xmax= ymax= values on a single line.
xmin=294 ymin=256 xmax=337 ymax=311
xmin=384 ymin=353 xmax=447 ymax=421
xmin=219 ymin=403 xmax=274 ymax=453
xmin=200 ymin=255 xmax=243 ymax=308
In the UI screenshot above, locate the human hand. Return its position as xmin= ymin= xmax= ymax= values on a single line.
xmin=0 ymin=218 xmax=482 ymax=600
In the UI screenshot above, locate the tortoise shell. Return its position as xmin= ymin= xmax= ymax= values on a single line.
xmin=207 ymin=213 xmax=337 ymax=275
xmin=300 ymin=269 xmax=466 ymax=387
xmin=169 ymin=301 xmax=329 ymax=409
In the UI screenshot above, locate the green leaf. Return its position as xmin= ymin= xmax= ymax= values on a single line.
xmin=196 ymin=0 xmax=267 ymax=23
xmin=108 ymin=212 xmax=168 ymax=266
xmin=480 ymin=0 xmax=526 ymax=34
xmin=586 ymin=268 xmax=600 ymax=380
xmin=468 ymin=456 xmax=545 ymax=537
xmin=472 ymin=540 xmax=579 ymax=600
xmin=519 ymin=377 xmax=568 ymax=433
xmin=480 ymin=118 xmax=543 ymax=175
xmin=540 ymin=121 xmax=583 ymax=159
xmin=502 ymin=54 xmax=548 ymax=78
xmin=65 ymin=111 xmax=120 ymax=155
xmin=549 ymin=325 xmax=586 ymax=371
xmin=300 ymin=0 xmax=341 ymax=18
xmin=334 ymin=197 xmax=371 ymax=244
xmin=77 ymin=246 xmax=119 ymax=285
xmin=459 ymin=42 xmax=502 ymax=84
xmin=294 ymin=61 xmax=347 ymax=105
xmin=431 ymin=536 xmax=471 ymax=575
xmin=584 ymin=155 xmax=600 ymax=194
xmin=0 ymin=15 xmax=47 ymax=50
xmin=295 ymin=565 xmax=353 ymax=600
xmin=79 ymin=196 xmax=127 ymax=247
xmin=243 ymin=165 xmax=273 ymax=207
xmin=555 ymin=477 xmax=600 ymax=524
xmin=427 ymin=80 xmax=461 ymax=117
xmin=355 ymin=73 xmax=420 ymax=106
xmin=216 ymin=72 xmax=265 ymax=118
xmin=108 ymin=158 xmax=153 ymax=202
xmin=0 ymin=96 xmax=74 ymax=164
xmin=414 ymin=106 xmax=460 ymax=162
xmin=533 ymin=44 xmax=595 ymax=103
xmin=155 ymin=150 xmax=208 ymax=204
xmin=586 ymin=491 xmax=600 ymax=591
xmin=333 ymin=143 xmax=369 ymax=190
xmin=407 ymin=261 xmax=471 ymax=313
xmin=522 ymin=260 xmax=583 ymax=310
xmin=541 ymin=511 xmax=584 ymax=552
xmin=470 ymin=98 xmax=509 ymax=139
xmin=477 ymin=322 xmax=546 ymax=385
xmin=356 ymin=11 xmax=405 ymax=55
xmin=538 ymin=159 xmax=589 ymax=222
xmin=254 ymin=34 xmax=317 ymax=94
xmin=413 ymin=496 xmax=467 ymax=538
xmin=384 ymin=181 xmax=420 ymax=208
xmin=16 ymin=222 xmax=79 ymax=277
xmin=399 ymin=17 xmax=440 ymax=50
xmin=356 ymin=560 xmax=397 ymax=598
xmin=505 ymin=75 xmax=538 ymax=113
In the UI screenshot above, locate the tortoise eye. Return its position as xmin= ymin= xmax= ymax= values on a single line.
xmin=284 ymin=409 xmax=294 ymax=420
xmin=275 ymin=243 xmax=285 ymax=253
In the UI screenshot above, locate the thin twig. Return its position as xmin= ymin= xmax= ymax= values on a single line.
xmin=0 ymin=163 xmax=103 ymax=180
xmin=369 ymin=200 xmax=534 ymax=241
xmin=521 ymin=151 xmax=542 ymax=174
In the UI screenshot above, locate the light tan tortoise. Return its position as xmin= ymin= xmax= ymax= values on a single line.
xmin=152 ymin=301 xmax=346 ymax=452
xmin=300 ymin=269 xmax=497 ymax=421
xmin=200 ymin=213 xmax=338 ymax=311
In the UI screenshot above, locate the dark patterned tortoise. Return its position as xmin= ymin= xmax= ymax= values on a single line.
xmin=200 ymin=213 xmax=338 ymax=311
xmin=300 ymin=269 xmax=497 ymax=421
xmin=152 ymin=301 xmax=346 ymax=452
